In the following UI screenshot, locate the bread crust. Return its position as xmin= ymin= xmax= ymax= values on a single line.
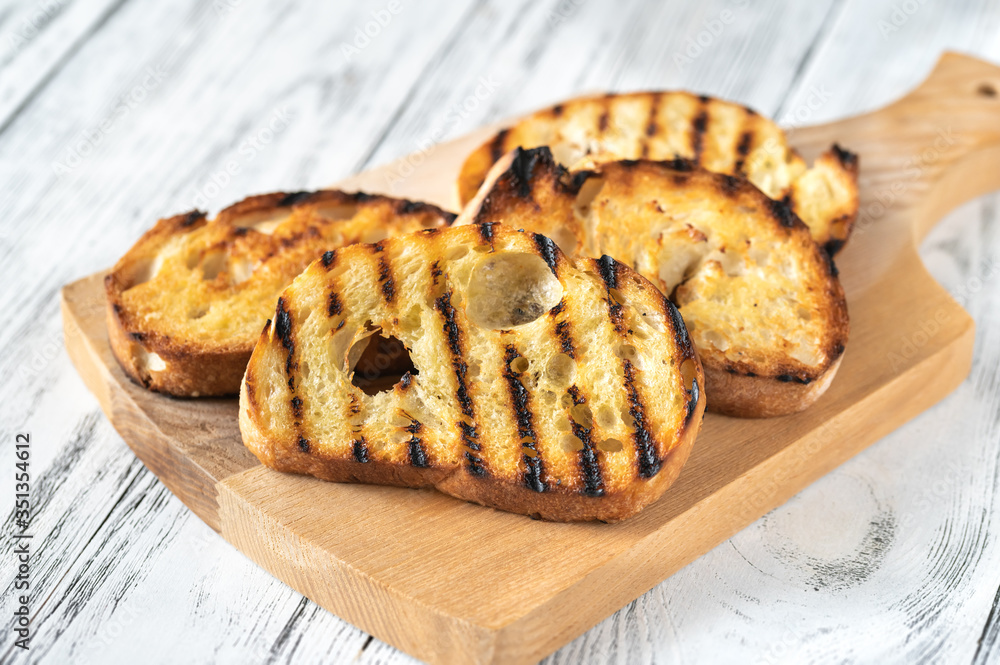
xmin=703 ymin=355 xmax=843 ymax=418
xmin=106 ymin=191 xmax=455 ymax=397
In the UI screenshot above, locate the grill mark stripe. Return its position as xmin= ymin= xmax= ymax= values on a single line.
xmin=640 ymin=94 xmax=660 ymax=159
xmin=691 ymin=98 xmax=709 ymax=164
xmin=327 ymin=287 xmax=343 ymax=317
xmin=353 ymin=436 xmax=369 ymax=463
xmin=663 ymin=297 xmax=692 ymax=353
xmin=734 ymin=129 xmax=754 ymax=174
xmin=435 ymin=290 xmax=486 ymax=476
xmin=408 ymin=436 xmax=429 ymax=467
xmin=533 ymin=233 xmax=559 ymax=275
xmin=596 ymin=255 xmax=618 ymax=288
xmin=377 ymin=252 xmax=396 ymax=304
xmin=403 ymin=418 xmax=428 ymax=467
xmin=685 ymin=378 xmax=700 ymax=424
xmin=509 ymin=148 xmax=544 ymax=200
xmin=503 ymin=346 xmax=546 ymax=492
xmin=596 ymin=256 xmax=626 ymax=334
xmin=478 ymin=221 xmax=496 ymax=245
xmin=567 ymin=385 xmax=604 ymax=497
xmin=770 ymin=196 xmax=798 ymax=228
xmin=555 ymin=320 xmax=575 ymax=357
xmin=275 ymin=300 xmax=311 ymax=455
xmin=274 ymin=297 xmax=296 ymax=377
xmin=278 ymin=190 xmax=315 ymax=207
xmin=622 ymin=359 xmax=660 ymax=478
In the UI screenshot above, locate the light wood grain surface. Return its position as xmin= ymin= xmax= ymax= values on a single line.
xmin=2 ymin=1 xmax=1000 ymax=664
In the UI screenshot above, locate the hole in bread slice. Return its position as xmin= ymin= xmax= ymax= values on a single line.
xmin=348 ymin=324 xmax=417 ymax=396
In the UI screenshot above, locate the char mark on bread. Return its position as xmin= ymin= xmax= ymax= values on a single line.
xmin=435 ymin=290 xmax=486 ymax=476
xmin=832 ymin=143 xmax=859 ymax=170
xmin=353 ymin=437 xmax=369 ymax=463
xmin=622 ymin=359 xmax=660 ymax=478
xmin=566 ymin=386 xmax=605 ymax=497
xmin=769 ymin=197 xmax=798 ymax=229
xmin=377 ymin=253 xmax=396 ymax=304
xmin=690 ymin=99 xmax=709 ymax=161
xmin=274 ymin=297 xmax=295 ymax=376
xmin=533 ymin=233 xmax=559 ymax=275
xmin=503 ymin=346 xmax=547 ymax=493
xmin=277 ymin=191 xmax=316 ymax=207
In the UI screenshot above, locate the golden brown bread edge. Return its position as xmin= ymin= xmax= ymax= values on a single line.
xmin=461 ymin=148 xmax=849 ymax=418
xmin=105 ymin=209 xmax=251 ymax=397
xmin=105 ymin=191 xmax=456 ymax=397
xmin=240 ymin=224 xmax=706 ymax=522
xmin=456 ymin=90 xmax=860 ymax=256
xmin=240 ymin=377 xmax=702 ymax=522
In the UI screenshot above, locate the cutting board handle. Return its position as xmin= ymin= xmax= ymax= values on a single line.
xmin=830 ymin=52 xmax=1000 ymax=241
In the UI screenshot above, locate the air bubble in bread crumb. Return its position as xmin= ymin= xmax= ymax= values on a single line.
xmin=545 ymin=353 xmax=576 ymax=386
xmin=561 ymin=433 xmax=584 ymax=452
xmin=595 ymin=404 xmax=617 ymax=429
xmin=597 ymin=438 xmax=624 ymax=453
xmin=201 ymin=250 xmax=226 ymax=280
xmin=465 ymin=252 xmax=564 ymax=329
xmin=570 ymin=403 xmax=594 ymax=429
xmin=615 ymin=344 xmax=638 ymax=361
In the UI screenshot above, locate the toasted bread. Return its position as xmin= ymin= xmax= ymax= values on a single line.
xmin=239 ymin=223 xmax=705 ymax=521
xmin=106 ymin=190 xmax=455 ymax=396
xmin=457 ymin=91 xmax=859 ymax=255
xmin=458 ymin=148 xmax=849 ymax=417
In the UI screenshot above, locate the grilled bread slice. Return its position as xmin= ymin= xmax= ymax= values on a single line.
xmin=457 ymin=91 xmax=859 ymax=255
xmin=106 ymin=190 xmax=455 ymax=397
xmin=458 ymin=148 xmax=848 ymax=417
xmin=239 ymin=223 xmax=705 ymax=522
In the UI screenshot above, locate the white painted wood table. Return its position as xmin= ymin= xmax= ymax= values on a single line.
xmin=1 ymin=0 xmax=999 ymax=663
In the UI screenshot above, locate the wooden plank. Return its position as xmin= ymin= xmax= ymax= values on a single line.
xmin=59 ymin=52 xmax=1000 ymax=664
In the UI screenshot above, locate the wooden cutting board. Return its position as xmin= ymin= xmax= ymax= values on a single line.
xmin=61 ymin=52 xmax=1000 ymax=665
